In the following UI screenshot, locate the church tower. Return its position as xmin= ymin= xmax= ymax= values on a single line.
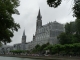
xmin=36 ymin=9 xmax=42 ymax=30
xmin=22 ymin=30 xmax=26 ymax=44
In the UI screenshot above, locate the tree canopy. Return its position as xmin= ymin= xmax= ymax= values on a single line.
xmin=30 ymin=43 xmax=80 ymax=56
xmin=0 ymin=0 xmax=20 ymax=44
xmin=58 ymin=19 xmax=80 ymax=45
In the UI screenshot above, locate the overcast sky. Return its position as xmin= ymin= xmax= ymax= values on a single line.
xmin=8 ymin=0 xmax=75 ymax=45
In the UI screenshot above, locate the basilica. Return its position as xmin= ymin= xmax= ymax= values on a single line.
xmin=0 ymin=9 xmax=65 ymax=54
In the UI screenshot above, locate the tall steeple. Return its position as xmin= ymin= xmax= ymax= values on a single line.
xmin=22 ymin=29 xmax=26 ymax=44
xmin=23 ymin=29 xmax=25 ymax=36
xmin=36 ymin=9 xmax=42 ymax=30
xmin=37 ymin=9 xmax=42 ymax=20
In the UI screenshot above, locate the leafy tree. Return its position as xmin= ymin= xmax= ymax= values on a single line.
xmin=58 ymin=32 xmax=72 ymax=45
xmin=31 ymin=43 xmax=50 ymax=54
xmin=31 ymin=43 xmax=80 ymax=56
xmin=40 ymin=43 xmax=50 ymax=51
xmin=69 ymin=22 xmax=76 ymax=33
xmin=47 ymin=0 xmax=62 ymax=8
xmin=53 ymin=44 xmax=62 ymax=55
xmin=75 ymin=19 xmax=80 ymax=35
xmin=44 ymin=44 xmax=53 ymax=54
xmin=73 ymin=0 xmax=80 ymax=19
xmin=34 ymin=44 xmax=41 ymax=53
xmin=35 ymin=44 xmax=40 ymax=49
xmin=63 ymin=44 xmax=71 ymax=55
xmin=71 ymin=33 xmax=80 ymax=43
xmin=65 ymin=23 xmax=71 ymax=34
xmin=47 ymin=0 xmax=80 ymax=19
xmin=58 ymin=19 xmax=80 ymax=44
xmin=0 ymin=0 xmax=20 ymax=44
xmin=65 ymin=22 xmax=76 ymax=34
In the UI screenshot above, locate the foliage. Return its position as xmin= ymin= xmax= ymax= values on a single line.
xmin=47 ymin=0 xmax=62 ymax=8
xmin=73 ymin=0 xmax=80 ymax=19
xmin=31 ymin=43 xmax=80 ymax=56
xmin=58 ymin=33 xmax=73 ymax=45
xmin=10 ymin=50 xmax=27 ymax=54
xmin=31 ymin=43 xmax=50 ymax=54
xmin=75 ymin=19 xmax=80 ymax=35
xmin=0 ymin=0 xmax=20 ymax=44
xmin=32 ymin=44 xmax=41 ymax=54
xmin=58 ymin=18 xmax=80 ymax=44
xmin=65 ymin=22 xmax=76 ymax=34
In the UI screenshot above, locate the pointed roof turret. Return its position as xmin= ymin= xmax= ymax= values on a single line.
xmin=23 ymin=29 xmax=25 ymax=36
xmin=37 ymin=9 xmax=42 ymax=20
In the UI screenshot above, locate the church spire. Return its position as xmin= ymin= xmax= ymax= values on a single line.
xmin=23 ymin=29 xmax=25 ymax=36
xmin=37 ymin=9 xmax=42 ymax=20
xmin=22 ymin=29 xmax=26 ymax=44
xmin=36 ymin=8 xmax=42 ymax=30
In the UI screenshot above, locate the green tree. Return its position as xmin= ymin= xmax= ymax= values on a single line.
xmin=65 ymin=23 xmax=71 ymax=34
xmin=47 ymin=0 xmax=80 ymax=19
xmin=75 ymin=19 xmax=80 ymax=35
xmin=58 ymin=19 xmax=80 ymax=44
xmin=65 ymin=22 xmax=76 ymax=34
xmin=44 ymin=44 xmax=53 ymax=54
xmin=40 ymin=43 xmax=50 ymax=51
xmin=53 ymin=44 xmax=62 ymax=55
xmin=69 ymin=22 xmax=76 ymax=33
xmin=73 ymin=0 xmax=80 ymax=19
xmin=0 ymin=0 xmax=20 ymax=44
xmin=35 ymin=44 xmax=41 ymax=53
xmin=35 ymin=44 xmax=40 ymax=49
xmin=58 ymin=32 xmax=72 ymax=45
xmin=47 ymin=0 xmax=62 ymax=8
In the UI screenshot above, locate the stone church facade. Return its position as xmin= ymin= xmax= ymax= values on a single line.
xmin=13 ymin=30 xmax=27 ymax=50
xmin=0 ymin=9 xmax=65 ymax=53
xmin=25 ymin=9 xmax=65 ymax=50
